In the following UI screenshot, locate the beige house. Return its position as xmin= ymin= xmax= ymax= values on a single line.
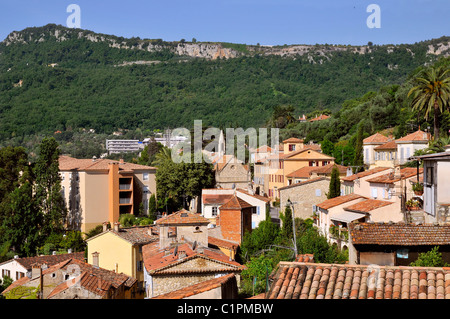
xmin=59 ymin=156 xmax=157 ymax=233
xmin=278 ymin=177 xmax=330 ymax=220
xmin=363 ymin=130 xmax=431 ymax=169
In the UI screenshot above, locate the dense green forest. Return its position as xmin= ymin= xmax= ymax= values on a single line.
xmin=1 ymin=24 xmax=449 ymax=153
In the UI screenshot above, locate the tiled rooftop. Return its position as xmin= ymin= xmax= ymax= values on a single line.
xmin=366 ymin=168 xmax=423 ymax=184
xmin=59 ymin=155 xmax=156 ymax=171
xmin=142 ymin=241 xmax=244 ymax=274
xmin=344 ymin=199 xmax=394 ymax=213
xmin=202 ymin=194 xmax=234 ymax=205
xmin=341 ymin=167 xmax=390 ymax=182
xmin=155 ymin=209 xmax=210 ymax=225
xmin=267 ymin=261 xmax=450 ymax=299
xmin=395 ymin=130 xmax=431 ymax=143
xmin=363 ymin=132 xmax=390 ymax=145
xmin=374 ymin=140 xmax=398 ymax=150
xmin=3 ymin=258 xmax=135 ymax=298
xmin=109 ymin=225 xmax=158 ymax=245
xmin=316 ymin=194 xmax=366 ymax=210
xmin=350 ymin=222 xmax=450 ymax=246
xmin=0 ymin=252 xmax=85 ymax=269
xmin=283 ymin=137 xmax=304 ymax=143
xmin=219 ymin=195 xmax=253 ymax=210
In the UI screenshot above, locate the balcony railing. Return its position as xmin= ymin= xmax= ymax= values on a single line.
xmin=119 ymin=184 xmax=132 ymax=190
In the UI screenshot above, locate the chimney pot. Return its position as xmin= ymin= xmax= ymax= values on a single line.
xmin=114 ymin=222 xmax=120 ymax=232
xmin=103 ymin=222 xmax=109 ymax=232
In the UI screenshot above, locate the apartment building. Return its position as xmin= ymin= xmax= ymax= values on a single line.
xmin=105 ymin=139 xmax=144 ymax=154
xmin=59 ymin=156 xmax=157 ymax=233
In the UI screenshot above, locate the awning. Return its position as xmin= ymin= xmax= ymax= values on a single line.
xmin=331 ymin=211 xmax=366 ymax=223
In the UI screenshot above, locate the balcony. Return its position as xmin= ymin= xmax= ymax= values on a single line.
xmin=119 ymin=184 xmax=132 ymax=190
xmin=119 ymin=197 xmax=132 ymax=204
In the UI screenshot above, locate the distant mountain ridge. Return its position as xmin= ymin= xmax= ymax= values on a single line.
xmin=3 ymin=24 xmax=450 ymax=61
xmin=0 ymin=24 xmax=449 ymax=143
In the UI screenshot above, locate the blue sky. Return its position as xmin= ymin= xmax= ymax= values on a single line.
xmin=0 ymin=0 xmax=448 ymax=45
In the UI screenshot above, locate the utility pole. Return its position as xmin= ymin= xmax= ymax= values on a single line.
xmin=286 ymin=199 xmax=298 ymax=256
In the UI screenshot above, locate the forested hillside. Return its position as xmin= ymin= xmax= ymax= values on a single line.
xmin=0 ymin=24 xmax=449 ymax=153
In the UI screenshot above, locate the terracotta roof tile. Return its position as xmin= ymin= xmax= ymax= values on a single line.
xmin=142 ymin=242 xmax=244 ymax=274
xmin=309 ymin=114 xmax=331 ymax=122
xmin=366 ymin=168 xmax=423 ymax=184
xmin=202 ymin=194 xmax=234 ymax=205
xmin=341 ymin=167 xmax=390 ymax=182
xmin=363 ymin=133 xmax=390 ymax=144
xmin=395 ymin=130 xmax=431 ymax=143
xmin=350 ymin=222 xmax=450 ymax=246
xmin=219 ymin=195 xmax=253 ymax=210
xmin=316 ymin=194 xmax=366 ymax=210
xmin=344 ymin=199 xmax=394 ymax=213
xmin=285 ymin=166 xmax=320 ymax=179
xmin=155 ymin=209 xmax=210 ymax=225
xmin=2 ymin=252 xmax=85 ymax=270
xmin=59 ymin=155 xmax=156 ymax=171
xmin=374 ymin=140 xmax=398 ymax=150
xmin=267 ymin=261 xmax=450 ymax=299
xmin=3 ymin=258 xmax=135 ymax=298
xmin=283 ymin=137 xmax=304 ymax=143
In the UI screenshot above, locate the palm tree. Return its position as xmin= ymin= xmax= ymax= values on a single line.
xmin=152 ymin=146 xmax=173 ymax=167
xmin=408 ymin=65 xmax=450 ymax=140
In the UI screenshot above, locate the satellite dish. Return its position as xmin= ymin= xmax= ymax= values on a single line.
xmin=232 ymin=183 xmax=236 ymax=190
xmin=192 ymin=241 xmax=197 ymax=250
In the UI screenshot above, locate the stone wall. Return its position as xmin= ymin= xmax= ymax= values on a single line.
xmin=279 ymin=179 xmax=330 ymax=220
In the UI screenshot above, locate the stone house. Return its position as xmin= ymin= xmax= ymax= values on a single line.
xmin=213 ymin=155 xmax=251 ymax=190
xmin=278 ymin=177 xmax=330 ymax=220
xmin=0 ymin=251 xmax=84 ymax=283
xmin=142 ymin=209 xmax=245 ymax=299
xmin=2 ymin=258 xmax=138 ymax=299
xmin=151 ymin=273 xmax=238 ymax=299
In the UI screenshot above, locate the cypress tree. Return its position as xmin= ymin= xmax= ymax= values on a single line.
xmin=327 ymin=166 xmax=341 ymax=199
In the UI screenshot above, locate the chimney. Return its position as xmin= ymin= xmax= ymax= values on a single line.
xmin=445 ymin=144 xmax=450 ymax=152
xmin=31 ymin=263 xmax=42 ymax=280
xmin=67 ymin=248 xmax=72 ymax=254
xmin=102 ymin=222 xmax=109 ymax=232
xmin=119 ymin=158 xmax=124 ymax=164
xmin=113 ymin=222 xmax=120 ymax=232
xmin=98 ymin=278 xmax=102 ymax=290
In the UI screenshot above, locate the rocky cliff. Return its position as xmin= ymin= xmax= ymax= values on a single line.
xmin=2 ymin=24 xmax=450 ymax=61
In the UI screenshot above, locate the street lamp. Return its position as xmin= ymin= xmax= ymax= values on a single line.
xmin=286 ymin=199 xmax=298 ymax=257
